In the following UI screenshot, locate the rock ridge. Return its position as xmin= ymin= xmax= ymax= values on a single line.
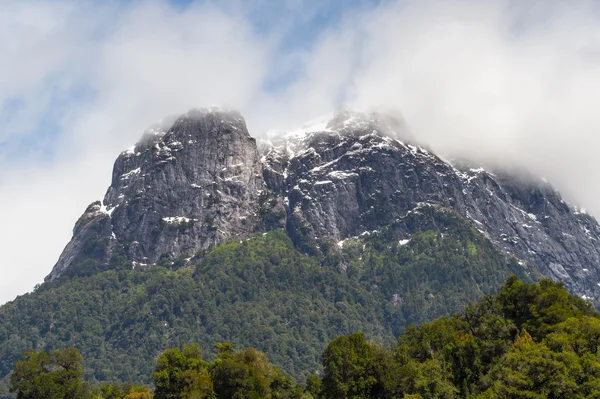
xmin=46 ymin=108 xmax=600 ymax=304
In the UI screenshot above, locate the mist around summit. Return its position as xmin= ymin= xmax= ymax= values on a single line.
xmin=2 ymin=106 xmax=600 ymax=393
xmin=3 ymin=0 xmax=600 ymax=304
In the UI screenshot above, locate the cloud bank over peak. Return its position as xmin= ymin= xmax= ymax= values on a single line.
xmin=2 ymin=0 xmax=600 ymax=303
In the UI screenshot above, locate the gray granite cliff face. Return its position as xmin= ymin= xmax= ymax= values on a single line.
xmin=46 ymin=108 xmax=263 ymax=280
xmin=260 ymin=110 xmax=600 ymax=301
xmin=46 ymin=109 xmax=600 ymax=303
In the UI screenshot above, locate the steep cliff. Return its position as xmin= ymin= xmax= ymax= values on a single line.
xmin=261 ymin=110 xmax=600 ymax=301
xmin=2 ymin=107 xmax=599 ymax=390
xmin=47 ymin=108 xmax=600 ymax=304
xmin=46 ymin=108 xmax=264 ymax=281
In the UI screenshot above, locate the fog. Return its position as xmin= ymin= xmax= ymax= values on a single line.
xmin=2 ymin=0 xmax=600 ymax=303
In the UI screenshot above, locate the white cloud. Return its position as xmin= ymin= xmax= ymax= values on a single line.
xmin=346 ymin=0 xmax=600 ymax=206
xmin=0 ymin=0 xmax=275 ymax=303
xmin=249 ymin=19 xmax=361 ymax=132
xmin=3 ymin=0 xmax=600 ymax=303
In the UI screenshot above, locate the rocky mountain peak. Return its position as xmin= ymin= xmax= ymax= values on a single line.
xmin=46 ymin=108 xmax=600 ymax=305
xmin=45 ymin=108 xmax=264 ymax=281
xmin=259 ymin=110 xmax=600 ymax=301
xmin=264 ymin=110 xmax=413 ymax=153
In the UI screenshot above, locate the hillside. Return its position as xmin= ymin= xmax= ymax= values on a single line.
xmin=46 ymin=108 xmax=600 ymax=300
xmin=6 ymin=276 xmax=599 ymax=398
xmin=0 ymin=205 xmax=528 ymax=395
xmin=1 ymin=107 xmax=599 ymax=395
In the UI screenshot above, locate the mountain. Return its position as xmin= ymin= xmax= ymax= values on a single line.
xmin=261 ymin=109 xmax=600 ymax=300
xmin=46 ymin=108 xmax=264 ymax=281
xmin=8 ymin=277 xmax=600 ymax=399
xmin=0 ymin=107 xmax=599 ymax=392
xmin=48 ymin=108 xmax=600 ymax=300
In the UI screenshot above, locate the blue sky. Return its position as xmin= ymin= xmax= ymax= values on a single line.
xmin=0 ymin=0 xmax=381 ymax=164
xmin=3 ymin=0 xmax=600 ymax=304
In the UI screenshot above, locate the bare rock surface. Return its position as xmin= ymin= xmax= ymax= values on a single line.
xmin=47 ymin=108 xmax=600 ymax=303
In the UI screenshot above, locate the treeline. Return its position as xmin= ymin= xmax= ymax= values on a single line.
xmin=9 ymin=343 xmax=304 ymax=399
xmin=9 ymin=277 xmax=600 ymax=398
xmin=0 ymin=209 xmax=528 ymax=386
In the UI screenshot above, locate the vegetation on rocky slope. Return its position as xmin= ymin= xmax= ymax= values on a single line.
xmin=0 ymin=207 xmax=529 ymax=396
xmin=7 ymin=277 xmax=599 ymax=398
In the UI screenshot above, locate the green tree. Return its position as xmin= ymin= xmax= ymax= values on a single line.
xmin=305 ymin=375 xmax=322 ymax=399
xmin=211 ymin=345 xmax=299 ymax=399
xmin=481 ymin=331 xmax=578 ymax=398
xmin=321 ymin=333 xmax=377 ymax=399
xmin=153 ymin=344 xmax=213 ymax=399
xmin=95 ymin=382 xmax=154 ymax=399
xmin=96 ymin=382 xmax=132 ymax=399
xmin=123 ymin=385 xmax=154 ymax=399
xmin=408 ymin=359 xmax=458 ymax=399
xmin=9 ymin=347 xmax=89 ymax=399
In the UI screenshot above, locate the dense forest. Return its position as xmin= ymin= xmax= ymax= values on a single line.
xmin=7 ymin=277 xmax=600 ymax=398
xmin=0 ymin=206 xmax=530 ymax=395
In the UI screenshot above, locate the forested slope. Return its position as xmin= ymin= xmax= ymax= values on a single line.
xmin=6 ymin=277 xmax=599 ymax=398
xmin=0 ymin=206 xmax=529 ymax=395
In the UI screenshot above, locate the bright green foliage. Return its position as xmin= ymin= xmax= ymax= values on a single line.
xmin=313 ymin=277 xmax=600 ymax=399
xmin=9 ymin=347 xmax=89 ymax=399
xmin=481 ymin=331 xmax=577 ymax=398
xmin=95 ymin=382 xmax=153 ymax=399
xmin=305 ymin=375 xmax=322 ymax=398
xmin=123 ymin=392 xmax=153 ymax=399
xmin=211 ymin=345 xmax=303 ymax=399
xmin=0 ymin=207 xmax=530 ymax=388
xmin=321 ymin=333 xmax=377 ymax=399
xmin=153 ymin=344 xmax=212 ymax=399
xmin=6 ymin=277 xmax=600 ymax=399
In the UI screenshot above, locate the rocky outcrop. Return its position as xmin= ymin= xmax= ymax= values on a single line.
xmin=45 ymin=201 xmax=118 ymax=280
xmin=47 ymin=108 xmax=600 ymax=304
xmin=260 ymin=110 xmax=600 ymax=302
xmin=46 ymin=108 xmax=264 ymax=280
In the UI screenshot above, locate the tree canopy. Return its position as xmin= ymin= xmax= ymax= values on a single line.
xmin=7 ymin=277 xmax=600 ymax=399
